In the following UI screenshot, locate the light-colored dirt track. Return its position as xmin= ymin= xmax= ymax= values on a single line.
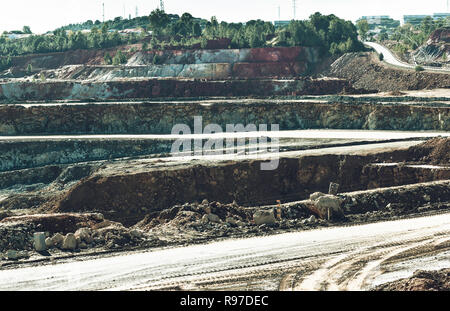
xmin=0 ymin=213 xmax=448 ymax=291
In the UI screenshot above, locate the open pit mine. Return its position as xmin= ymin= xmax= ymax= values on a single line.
xmin=0 ymin=44 xmax=449 ymax=292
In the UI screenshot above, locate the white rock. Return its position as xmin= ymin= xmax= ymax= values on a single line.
xmin=314 ymin=195 xmax=344 ymax=220
xmin=62 ymin=233 xmax=77 ymax=250
xmin=51 ymin=233 xmax=64 ymax=248
xmin=310 ymin=192 xmax=326 ymax=201
xmin=75 ymin=228 xmax=93 ymax=244
xmin=45 ymin=237 xmax=54 ymax=248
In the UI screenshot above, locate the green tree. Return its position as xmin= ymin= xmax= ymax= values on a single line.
xmin=112 ymin=50 xmax=127 ymax=65
xmin=22 ymin=26 xmax=32 ymax=34
xmin=192 ymin=23 xmax=202 ymax=37
xmin=149 ymin=9 xmax=170 ymax=35
xmin=356 ymin=19 xmax=370 ymax=40
xmin=104 ymin=52 xmax=112 ymax=65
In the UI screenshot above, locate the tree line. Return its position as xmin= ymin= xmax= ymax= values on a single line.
xmin=0 ymin=10 xmax=364 ymax=70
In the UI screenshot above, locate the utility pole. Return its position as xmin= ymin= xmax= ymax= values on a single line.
xmin=278 ymin=6 xmax=281 ymax=21
xmin=102 ymin=3 xmax=105 ymax=23
xmin=160 ymin=0 xmax=165 ymax=12
xmin=136 ymin=6 xmax=138 ymax=18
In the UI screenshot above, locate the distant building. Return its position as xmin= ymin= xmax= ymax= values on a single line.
xmin=274 ymin=20 xmax=290 ymax=28
xmin=404 ymin=13 xmax=450 ymax=25
xmin=360 ymin=16 xmax=390 ymax=25
xmin=5 ymin=33 xmax=31 ymax=40
xmin=404 ymin=15 xmax=430 ymax=25
xmin=358 ymin=16 xmax=400 ymax=30
xmin=433 ymin=13 xmax=450 ymax=19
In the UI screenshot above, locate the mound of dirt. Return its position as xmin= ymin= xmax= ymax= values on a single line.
xmin=135 ymin=201 xmax=254 ymax=231
xmin=375 ymin=269 xmax=450 ymax=291
xmin=329 ymin=52 xmax=450 ymax=92
xmin=409 ymin=137 xmax=450 ymax=165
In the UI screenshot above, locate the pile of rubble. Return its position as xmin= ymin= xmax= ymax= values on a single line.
xmin=0 ymin=213 xmax=162 ymax=262
xmin=375 ymin=269 xmax=450 ymax=291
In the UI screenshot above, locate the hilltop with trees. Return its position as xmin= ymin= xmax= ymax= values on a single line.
xmin=0 ymin=11 xmax=364 ymax=70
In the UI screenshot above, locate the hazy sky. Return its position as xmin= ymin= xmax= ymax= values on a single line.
xmin=1 ymin=0 xmax=449 ymax=34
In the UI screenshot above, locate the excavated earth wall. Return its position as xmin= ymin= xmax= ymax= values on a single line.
xmin=0 ymin=78 xmax=350 ymax=101
xmin=0 ymin=100 xmax=447 ymax=136
xmin=0 ymin=139 xmax=173 ymax=172
xmin=52 ymin=147 xmax=450 ymax=226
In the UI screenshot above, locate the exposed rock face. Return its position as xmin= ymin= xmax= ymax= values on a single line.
xmin=0 ymin=78 xmax=351 ymax=102
xmin=0 ymin=99 xmax=447 ymax=137
xmin=49 ymin=144 xmax=450 ymax=226
xmin=428 ymin=27 xmax=450 ymax=44
xmin=0 ymin=139 xmax=172 ymax=172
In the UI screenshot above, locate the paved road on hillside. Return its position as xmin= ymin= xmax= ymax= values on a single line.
xmin=364 ymin=41 xmax=450 ymax=73
xmin=0 ymin=213 xmax=448 ymax=291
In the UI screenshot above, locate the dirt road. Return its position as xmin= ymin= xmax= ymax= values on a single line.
xmin=0 ymin=212 xmax=448 ymax=291
xmin=365 ymin=42 xmax=450 ymax=73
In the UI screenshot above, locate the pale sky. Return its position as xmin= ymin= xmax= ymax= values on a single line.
xmin=1 ymin=0 xmax=449 ymax=34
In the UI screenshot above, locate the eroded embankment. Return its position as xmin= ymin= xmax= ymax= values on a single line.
xmin=0 ymin=139 xmax=173 ymax=172
xmin=4 ymin=46 xmax=321 ymax=80
xmin=0 ymin=100 xmax=448 ymax=135
xmin=49 ymin=144 xmax=450 ymax=226
xmin=0 ymin=78 xmax=351 ymax=101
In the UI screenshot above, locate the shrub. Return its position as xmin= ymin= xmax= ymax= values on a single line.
xmin=104 ymin=53 xmax=112 ymax=65
xmin=112 ymin=50 xmax=128 ymax=65
xmin=379 ymin=53 xmax=384 ymax=61
xmin=415 ymin=65 xmax=425 ymax=72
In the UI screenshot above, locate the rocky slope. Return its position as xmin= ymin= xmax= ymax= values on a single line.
xmin=330 ymin=52 xmax=450 ymax=92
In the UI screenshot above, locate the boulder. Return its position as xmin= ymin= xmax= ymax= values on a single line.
xmin=62 ymin=233 xmax=77 ymax=250
xmin=253 ymin=209 xmax=276 ymax=225
xmin=313 ymin=195 xmax=344 ymax=220
xmin=33 ymin=232 xmax=47 ymax=252
xmin=207 ymin=213 xmax=221 ymax=223
xmin=201 ymin=214 xmax=209 ymax=224
xmin=6 ymin=250 xmax=19 ymax=260
xmin=129 ymin=229 xmax=144 ymax=239
xmin=51 ymin=233 xmax=64 ymax=248
xmin=75 ymin=228 xmax=93 ymax=244
xmin=45 ymin=237 xmax=54 ymax=248
xmin=310 ymin=192 xmax=326 ymax=201
xmin=302 ymin=215 xmax=317 ymax=225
